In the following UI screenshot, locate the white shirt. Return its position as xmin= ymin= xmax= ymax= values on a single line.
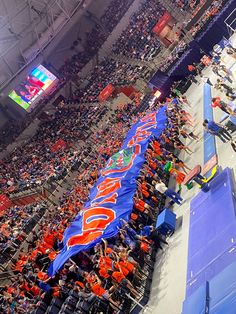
xmin=155 ymin=182 xmax=168 ymax=194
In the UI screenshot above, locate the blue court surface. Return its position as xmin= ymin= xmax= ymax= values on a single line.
xmin=186 ymin=167 xmax=236 ymax=297
xmin=203 ymin=83 xmax=216 ymax=165
xmin=183 ymin=261 xmax=236 ymax=314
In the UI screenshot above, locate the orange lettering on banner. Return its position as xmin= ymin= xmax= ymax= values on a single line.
xmin=66 ymin=177 xmax=121 ymax=247
xmin=68 ymin=230 xmax=103 ymax=246
xmin=67 ymin=206 xmax=115 ymax=247
xmin=136 ymin=120 xmax=157 ymax=132
xmin=83 ymin=207 xmax=115 ymax=230
xmin=140 ymin=113 xmax=156 ymax=123
xmin=92 ymin=193 xmax=118 ymax=206
xmin=128 ymin=113 xmax=157 ymax=147
xmin=127 ymin=131 xmax=152 ymax=147
xmin=95 ymin=177 xmax=121 ymax=200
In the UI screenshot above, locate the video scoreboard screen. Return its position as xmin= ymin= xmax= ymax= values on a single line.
xmin=8 ymin=65 xmax=57 ymax=111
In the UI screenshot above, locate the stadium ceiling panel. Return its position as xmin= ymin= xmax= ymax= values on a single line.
xmin=0 ymin=0 xmax=84 ymax=87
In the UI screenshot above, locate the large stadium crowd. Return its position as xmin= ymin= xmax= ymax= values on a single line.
xmin=0 ymin=93 xmax=197 ymax=313
xmin=0 ymin=0 xmax=224 ymax=151
xmin=0 ymin=0 xmax=233 ymax=313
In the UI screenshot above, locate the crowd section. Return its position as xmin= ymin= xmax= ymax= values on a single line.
xmin=0 ymin=109 xmax=44 ymax=153
xmin=189 ymin=0 xmax=224 ymax=37
xmin=0 ymin=1 xmax=230 ymax=313
xmin=58 ymin=0 xmax=135 ymax=82
xmin=73 ymin=59 xmax=149 ymax=103
xmin=0 ymin=104 xmax=108 ymax=194
xmin=101 ymin=0 xmax=134 ymax=32
xmin=0 ymin=0 xmax=136 ymax=151
xmin=0 ymin=0 xmax=222 ymax=152
xmin=112 ymin=0 xmax=164 ymax=61
xmin=159 ymin=0 xmax=225 ymax=73
xmin=0 ymin=92 xmax=199 ymax=313
xmin=172 ymin=0 xmax=205 ymax=11
xmin=0 ymin=202 xmax=47 ymax=264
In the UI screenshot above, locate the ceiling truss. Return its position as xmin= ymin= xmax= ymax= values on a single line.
xmin=0 ymin=0 xmax=84 ymax=88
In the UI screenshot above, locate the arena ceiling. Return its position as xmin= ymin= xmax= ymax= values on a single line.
xmin=0 ymin=0 xmax=85 ymax=88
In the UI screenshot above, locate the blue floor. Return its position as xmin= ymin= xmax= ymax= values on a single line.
xmin=183 ymin=261 xmax=236 ymax=314
xmin=186 ymin=168 xmax=236 ymax=297
xmin=203 ymin=83 xmax=216 ymax=165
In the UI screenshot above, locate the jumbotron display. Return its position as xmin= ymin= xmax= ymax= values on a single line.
xmin=8 ymin=65 xmax=57 ymax=110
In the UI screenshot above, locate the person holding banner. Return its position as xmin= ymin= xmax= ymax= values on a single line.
xmin=89 ymin=274 xmax=121 ymax=310
xmin=155 ymin=179 xmax=183 ymax=205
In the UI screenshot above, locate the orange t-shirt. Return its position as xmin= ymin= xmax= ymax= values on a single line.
xmin=112 ymin=271 xmax=125 ymax=283
xmin=7 ymin=287 xmax=15 ymax=294
xmin=115 ymin=262 xmax=129 ymax=276
xmin=31 ymin=285 xmax=41 ymax=296
xmin=48 ymin=251 xmax=57 ymax=261
xmin=91 ymin=283 xmax=106 ymax=296
xmin=44 ymin=234 xmax=55 ymax=246
xmin=86 ymin=274 xmax=96 ymax=284
xmin=99 ymin=267 xmax=110 ymax=279
xmin=141 ymin=182 xmax=148 ymax=190
xmin=119 ymin=260 xmax=134 ymax=273
xmin=140 ymin=241 xmax=150 ymax=253
xmin=75 ymin=281 xmax=85 ymax=288
xmin=134 ymin=199 xmax=145 ymax=212
xmin=188 ymin=65 xmax=195 ymax=71
xmin=106 ymin=248 xmax=113 ymax=255
xmin=30 ymin=249 xmax=39 ymax=260
xmin=37 ymin=244 xmax=48 ymax=254
xmin=149 ymin=160 xmax=157 ymax=170
xmin=211 ymin=97 xmax=221 ymax=108
xmin=99 ymin=256 xmax=113 ymax=270
xmin=20 ymin=282 xmax=31 ymax=292
xmin=152 ymin=141 xmax=162 ymax=155
xmin=141 ymin=189 xmax=149 ymax=198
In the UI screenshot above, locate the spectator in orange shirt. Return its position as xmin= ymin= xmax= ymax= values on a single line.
xmin=112 ymin=270 xmax=139 ymax=298
xmin=89 ymin=274 xmax=120 ymax=310
xmin=134 ymin=197 xmax=155 ymax=219
xmin=211 ymin=97 xmax=236 ymax=117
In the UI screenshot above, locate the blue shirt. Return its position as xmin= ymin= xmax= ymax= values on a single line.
xmin=38 ymin=281 xmax=51 ymax=292
xmin=140 ymin=226 xmax=152 ymax=237
xmin=124 ymin=234 xmax=136 ymax=250
xmin=172 ymin=98 xmax=179 ymax=105
xmin=207 ymin=121 xmax=221 ymax=133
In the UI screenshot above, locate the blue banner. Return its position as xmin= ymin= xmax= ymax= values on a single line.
xmin=48 ymin=106 xmax=167 ymax=276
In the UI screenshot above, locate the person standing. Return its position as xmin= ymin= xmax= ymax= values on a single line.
xmin=203 ymin=119 xmax=232 ymax=143
xmin=212 ymin=64 xmax=233 ymax=83
xmin=211 ymin=97 xmax=236 ymax=118
xmin=154 ymin=180 xmax=183 ymax=205
xmin=214 ymin=79 xmax=235 ymax=95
